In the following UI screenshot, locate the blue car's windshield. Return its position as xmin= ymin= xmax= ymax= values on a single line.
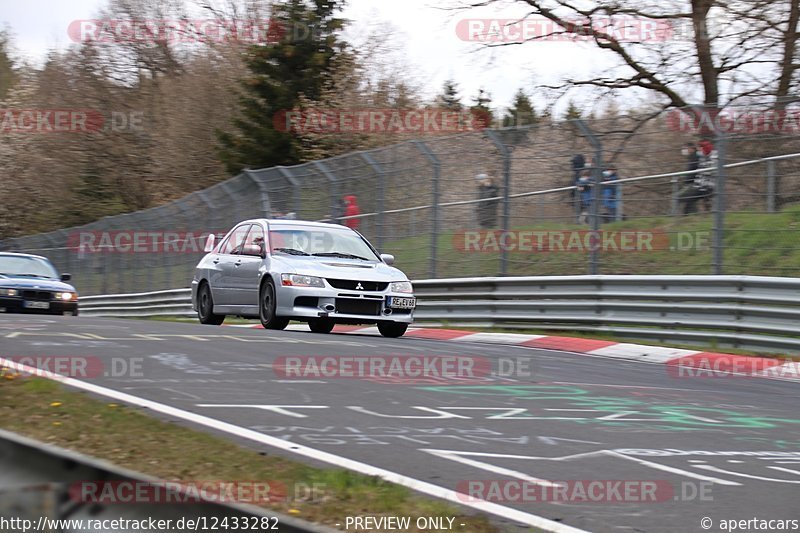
xmin=0 ymin=255 xmax=60 ymax=279
xmin=268 ymin=226 xmax=380 ymax=261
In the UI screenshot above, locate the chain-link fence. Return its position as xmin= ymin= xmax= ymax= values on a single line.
xmin=3 ymin=106 xmax=799 ymax=295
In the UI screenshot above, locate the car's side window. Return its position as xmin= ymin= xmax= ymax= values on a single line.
xmin=244 ymin=225 xmax=267 ymax=256
xmin=219 ymin=225 xmax=251 ymax=255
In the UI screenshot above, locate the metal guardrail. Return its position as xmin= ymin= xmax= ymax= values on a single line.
xmin=0 ymin=428 xmax=335 ymax=533
xmin=80 ymin=288 xmax=194 ymax=318
xmin=80 ymin=276 xmax=800 ymax=353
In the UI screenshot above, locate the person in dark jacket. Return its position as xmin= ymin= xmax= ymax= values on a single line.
xmin=679 ymin=142 xmax=701 ymax=215
xmin=476 ymin=173 xmax=500 ymax=229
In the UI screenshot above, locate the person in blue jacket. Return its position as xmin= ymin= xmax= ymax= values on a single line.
xmin=601 ymin=166 xmax=620 ymax=222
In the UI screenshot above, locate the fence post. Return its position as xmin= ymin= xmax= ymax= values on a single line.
xmin=671 ymin=177 xmax=680 ymax=216
xmin=766 ymin=160 xmax=776 ymax=213
xmin=243 ymin=170 xmax=272 ymax=218
xmin=275 ymin=167 xmax=303 ymax=217
xmin=616 ymin=182 xmax=624 ymax=222
xmin=575 ymin=119 xmax=603 ymax=275
xmin=712 ymin=126 xmax=727 ymax=275
xmin=313 ymin=161 xmax=339 ymax=223
xmin=360 ymin=153 xmax=386 ymax=250
xmin=412 ymin=140 xmax=441 ymax=278
xmin=484 ymin=129 xmax=511 ymax=276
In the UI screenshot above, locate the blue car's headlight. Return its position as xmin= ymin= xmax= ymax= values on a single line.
xmin=390 ymin=281 xmax=413 ymax=293
xmin=0 ymin=288 xmax=19 ymax=297
xmin=281 ymin=274 xmax=325 ymax=288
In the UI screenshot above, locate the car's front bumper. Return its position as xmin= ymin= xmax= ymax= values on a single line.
xmin=0 ymin=297 xmax=78 ymax=315
xmin=276 ymin=284 xmax=415 ymax=324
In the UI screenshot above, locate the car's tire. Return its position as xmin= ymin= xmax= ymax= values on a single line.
xmin=260 ymin=279 xmax=289 ymax=330
xmin=377 ymin=321 xmax=408 ymax=338
xmin=308 ymin=318 xmax=335 ymax=334
xmin=72 ymin=308 xmax=79 ymax=317
xmin=197 ymin=282 xmax=225 ymax=325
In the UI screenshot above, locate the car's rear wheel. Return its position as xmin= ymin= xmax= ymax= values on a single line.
xmin=377 ymin=321 xmax=408 ymax=338
xmin=260 ymin=279 xmax=289 ymax=330
xmin=308 ymin=318 xmax=335 ymax=334
xmin=198 ymin=282 xmax=225 ymax=325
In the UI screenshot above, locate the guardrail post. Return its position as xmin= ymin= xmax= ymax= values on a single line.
xmin=766 ymin=160 xmax=776 ymax=213
xmin=412 ymin=140 xmax=441 ymax=278
xmin=485 ymin=129 xmax=511 ymax=276
xmin=360 ymin=153 xmax=386 ymax=250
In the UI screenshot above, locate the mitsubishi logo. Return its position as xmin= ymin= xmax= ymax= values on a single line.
xmin=355 ymin=283 xmax=364 ymax=290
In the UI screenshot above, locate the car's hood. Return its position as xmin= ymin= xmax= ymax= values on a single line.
xmin=270 ymin=257 xmax=409 ymax=281
xmin=0 ymin=277 xmax=76 ymax=292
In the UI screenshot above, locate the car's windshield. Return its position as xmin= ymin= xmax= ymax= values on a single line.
xmin=0 ymin=255 xmax=60 ymax=279
xmin=269 ymin=226 xmax=380 ymax=261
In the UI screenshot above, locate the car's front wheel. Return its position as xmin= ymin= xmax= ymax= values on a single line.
xmin=377 ymin=321 xmax=408 ymax=338
xmin=308 ymin=318 xmax=335 ymax=334
xmin=260 ymin=279 xmax=289 ymax=330
xmin=197 ymin=282 xmax=225 ymax=325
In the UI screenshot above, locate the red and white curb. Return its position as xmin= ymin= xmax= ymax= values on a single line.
xmin=229 ymin=323 xmax=800 ymax=382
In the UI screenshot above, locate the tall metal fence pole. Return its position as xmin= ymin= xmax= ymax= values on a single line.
xmin=575 ymin=119 xmax=603 ymax=275
xmin=243 ymin=170 xmax=272 ymax=218
xmin=412 ymin=140 xmax=441 ymax=278
xmin=313 ymin=161 xmax=339 ymax=223
xmin=360 ymin=153 xmax=386 ymax=250
xmin=277 ymin=167 xmax=303 ymax=216
xmin=485 ymin=130 xmax=511 ymax=276
xmin=766 ymin=160 xmax=776 ymax=213
xmin=712 ymin=130 xmax=727 ymax=275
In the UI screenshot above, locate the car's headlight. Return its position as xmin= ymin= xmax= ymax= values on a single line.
xmin=390 ymin=281 xmax=413 ymax=293
xmin=0 ymin=288 xmax=19 ymax=297
xmin=55 ymin=292 xmax=77 ymax=301
xmin=281 ymin=274 xmax=325 ymax=288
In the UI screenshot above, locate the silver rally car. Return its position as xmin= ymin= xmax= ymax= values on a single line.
xmin=191 ymin=219 xmax=416 ymax=337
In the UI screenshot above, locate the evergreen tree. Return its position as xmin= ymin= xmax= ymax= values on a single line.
xmin=470 ymin=87 xmax=494 ymax=128
xmin=502 ymin=89 xmax=537 ymax=128
xmin=564 ymin=100 xmax=583 ymax=120
xmin=217 ymin=0 xmax=346 ymax=174
xmin=0 ymin=31 xmax=16 ymax=99
xmin=438 ymin=80 xmax=462 ymax=111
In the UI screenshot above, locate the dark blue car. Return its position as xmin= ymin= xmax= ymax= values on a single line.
xmin=0 ymin=253 xmax=79 ymax=316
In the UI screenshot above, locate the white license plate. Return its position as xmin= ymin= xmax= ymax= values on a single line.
xmin=24 ymin=301 xmax=50 ymax=310
xmin=388 ymin=296 xmax=416 ymax=309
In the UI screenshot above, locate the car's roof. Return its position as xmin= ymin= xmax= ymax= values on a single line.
xmin=246 ymin=219 xmax=354 ymax=230
xmin=0 ymin=252 xmax=49 ymax=261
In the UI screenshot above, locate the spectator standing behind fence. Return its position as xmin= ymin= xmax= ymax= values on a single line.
xmin=476 ymin=173 xmax=500 ymax=229
xmin=696 ymin=139 xmax=717 ymax=212
xmin=679 ymin=142 xmax=701 ymax=215
xmin=576 ymin=170 xmax=594 ymax=224
xmin=342 ymin=195 xmax=361 ymax=230
xmin=601 ymin=166 xmax=620 ymax=222
xmin=570 ymin=153 xmax=586 ymax=207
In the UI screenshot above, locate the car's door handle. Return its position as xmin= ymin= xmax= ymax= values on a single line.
xmin=212 ymin=258 xmax=220 ymax=265
xmin=234 ymin=260 xmax=242 ymax=267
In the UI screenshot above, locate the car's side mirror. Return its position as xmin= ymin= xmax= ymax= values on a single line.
xmin=380 ymin=254 xmax=395 ymax=266
xmin=242 ymin=244 xmax=265 ymax=258
xmin=60 ymin=273 xmax=72 ymax=282
xmin=204 ymin=234 xmax=216 ymax=253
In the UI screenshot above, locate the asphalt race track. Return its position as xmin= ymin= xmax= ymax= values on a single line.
xmin=2 ymin=315 xmax=799 ymax=532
